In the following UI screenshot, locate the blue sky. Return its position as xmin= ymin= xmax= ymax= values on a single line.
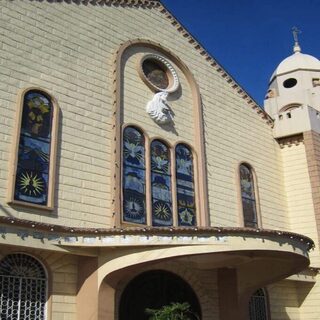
xmin=161 ymin=0 xmax=320 ymax=106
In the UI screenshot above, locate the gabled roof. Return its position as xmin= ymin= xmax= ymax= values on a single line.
xmin=157 ymin=1 xmax=273 ymax=126
xmin=27 ymin=0 xmax=273 ymax=125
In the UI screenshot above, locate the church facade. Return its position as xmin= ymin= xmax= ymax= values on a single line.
xmin=0 ymin=1 xmax=319 ymax=319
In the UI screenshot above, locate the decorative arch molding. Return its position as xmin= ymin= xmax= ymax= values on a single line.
xmin=279 ymin=103 xmax=302 ymax=113
xmin=111 ymin=39 xmax=209 ymax=227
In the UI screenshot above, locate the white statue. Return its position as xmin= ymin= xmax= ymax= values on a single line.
xmin=146 ymin=92 xmax=173 ymax=124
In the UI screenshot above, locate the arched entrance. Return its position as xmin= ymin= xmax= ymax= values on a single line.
xmin=119 ymin=270 xmax=201 ymax=320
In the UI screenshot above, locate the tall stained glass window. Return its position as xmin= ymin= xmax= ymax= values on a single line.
xmin=151 ymin=140 xmax=172 ymax=226
xmin=123 ymin=127 xmax=146 ymax=224
xmin=176 ymin=144 xmax=196 ymax=226
xmin=240 ymin=164 xmax=258 ymax=228
xmin=14 ymin=90 xmax=54 ymax=206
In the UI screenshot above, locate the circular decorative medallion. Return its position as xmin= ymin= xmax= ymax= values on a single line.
xmin=140 ymin=54 xmax=179 ymax=93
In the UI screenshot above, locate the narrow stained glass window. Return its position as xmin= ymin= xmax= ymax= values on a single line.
xmin=123 ymin=127 xmax=146 ymax=224
xmin=176 ymin=144 xmax=196 ymax=226
xmin=240 ymin=164 xmax=258 ymax=228
xmin=151 ymin=140 xmax=172 ymax=226
xmin=14 ymin=90 xmax=53 ymax=206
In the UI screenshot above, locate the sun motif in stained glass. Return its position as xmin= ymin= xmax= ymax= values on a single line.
xmin=18 ymin=171 xmax=45 ymax=197
xmin=27 ymin=96 xmax=50 ymax=135
xmin=179 ymin=208 xmax=194 ymax=225
xmin=153 ymin=201 xmax=171 ymax=221
xmin=124 ymin=196 xmax=144 ymax=218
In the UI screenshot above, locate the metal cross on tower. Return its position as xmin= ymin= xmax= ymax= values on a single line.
xmin=292 ymin=26 xmax=302 ymax=52
xmin=292 ymin=27 xmax=301 ymax=44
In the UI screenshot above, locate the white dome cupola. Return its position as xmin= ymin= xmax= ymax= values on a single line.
xmin=264 ymin=29 xmax=320 ymax=118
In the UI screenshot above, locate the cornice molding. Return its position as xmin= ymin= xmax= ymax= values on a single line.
xmin=0 ymin=216 xmax=314 ymax=251
xmin=278 ymin=134 xmax=304 ymax=148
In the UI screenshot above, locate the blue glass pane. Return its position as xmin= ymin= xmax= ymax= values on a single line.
xmin=151 ymin=140 xmax=172 ymax=226
xmin=123 ymin=127 xmax=145 ymax=168
xmin=240 ymin=165 xmax=257 ymax=228
xmin=151 ymin=140 xmax=170 ymax=174
xmin=21 ymin=91 xmax=52 ymax=139
xmin=123 ymin=190 xmax=146 ymax=224
xmin=124 ymin=167 xmax=145 ymax=194
xmin=14 ymin=169 xmax=48 ymax=205
xmin=178 ymin=206 xmax=196 ymax=226
xmin=176 ymin=144 xmax=196 ymax=226
xmin=151 ymin=173 xmax=171 ymax=202
xmin=123 ymin=127 xmax=146 ymax=224
xmin=17 ymin=136 xmax=50 ymax=173
xmin=152 ymin=200 xmax=173 ymax=226
xmin=176 ymin=144 xmax=194 ymax=176
xmin=243 ymin=198 xmax=257 ymax=228
xmin=240 ymin=165 xmax=255 ymax=200
xmin=14 ymin=90 xmax=53 ymax=206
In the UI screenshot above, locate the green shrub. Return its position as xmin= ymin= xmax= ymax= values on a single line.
xmin=145 ymin=302 xmax=199 ymax=320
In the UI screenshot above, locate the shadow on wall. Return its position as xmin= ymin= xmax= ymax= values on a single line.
xmin=268 ymin=280 xmax=315 ymax=319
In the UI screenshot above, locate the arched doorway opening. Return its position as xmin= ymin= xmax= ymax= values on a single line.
xmin=119 ymin=270 xmax=201 ymax=320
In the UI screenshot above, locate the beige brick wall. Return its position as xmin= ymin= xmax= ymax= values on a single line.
xmin=50 ymin=254 xmax=78 ymax=320
xmin=0 ymin=1 xmax=289 ymax=232
xmin=268 ymin=280 xmax=301 ymax=320
xmin=269 ymin=277 xmax=320 ymax=320
xmin=298 ymin=274 xmax=320 ymax=320
xmin=281 ymin=142 xmax=320 ymax=267
xmin=202 ymin=84 xmax=288 ymax=229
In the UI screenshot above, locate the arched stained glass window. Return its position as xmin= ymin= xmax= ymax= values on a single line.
xmin=176 ymin=144 xmax=196 ymax=226
xmin=0 ymin=254 xmax=47 ymax=320
xmin=13 ymin=90 xmax=55 ymax=207
xmin=151 ymin=140 xmax=172 ymax=226
xmin=123 ymin=126 xmax=146 ymax=224
xmin=249 ymin=288 xmax=269 ymax=320
xmin=240 ymin=164 xmax=258 ymax=228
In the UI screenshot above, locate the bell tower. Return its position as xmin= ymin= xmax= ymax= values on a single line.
xmin=264 ymin=31 xmax=320 ymax=270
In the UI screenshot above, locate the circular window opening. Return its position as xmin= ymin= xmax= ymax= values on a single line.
xmin=283 ymin=78 xmax=297 ymax=88
xmin=140 ymin=54 xmax=179 ymax=93
xmin=142 ymin=59 xmax=169 ymax=90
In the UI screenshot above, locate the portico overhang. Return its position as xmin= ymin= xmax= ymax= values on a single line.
xmin=91 ymin=226 xmax=312 ymax=289
xmin=0 ymin=216 xmax=313 ymax=285
xmin=0 ymin=217 xmax=314 ymax=320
